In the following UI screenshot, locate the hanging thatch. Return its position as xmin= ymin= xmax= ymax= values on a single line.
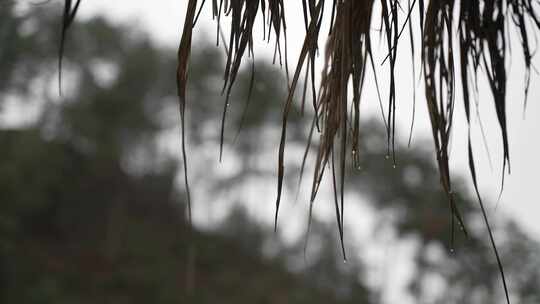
xmin=57 ymin=1 xmax=540 ymax=303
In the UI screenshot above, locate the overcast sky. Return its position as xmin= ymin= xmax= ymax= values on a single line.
xmin=71 ymin=0 xmax=540 ymax=241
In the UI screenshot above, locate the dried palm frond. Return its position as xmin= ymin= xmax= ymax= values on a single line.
xmin=177 ymin=0 xmax=199 ymax=226
xmin=57 ymin=1 xmax=540 ymax=302
xmin=175 ymin=1 xmax=540 ymax=302
xmin=58 ymin=0 xmax=81 ymax=95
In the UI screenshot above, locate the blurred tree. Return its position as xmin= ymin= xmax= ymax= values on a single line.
xmin=0 ymin=4 xmax=371 ymax=304
xmin=1 ymin=3 xmax=540 ymax=304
